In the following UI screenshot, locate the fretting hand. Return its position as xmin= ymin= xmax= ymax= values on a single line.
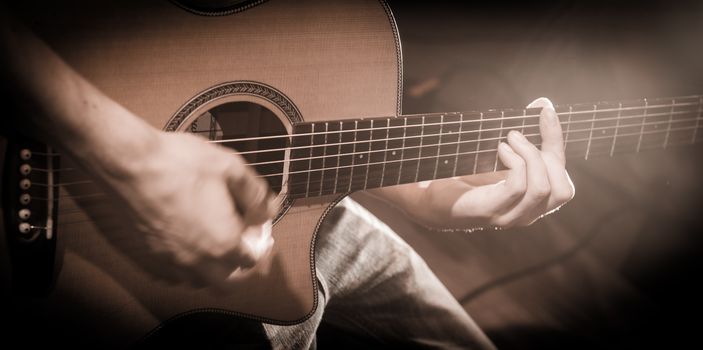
xmin=375 ymin=97 xmax=575 ymax=230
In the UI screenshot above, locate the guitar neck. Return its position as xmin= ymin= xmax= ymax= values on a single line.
xmin=287 ymin=95 xmax=703 ymax=199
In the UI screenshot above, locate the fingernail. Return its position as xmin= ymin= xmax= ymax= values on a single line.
xmin=526 ymin=97 xmax=554 ymax=110
xmin=508 ymin=130 xmax=526 ymax=143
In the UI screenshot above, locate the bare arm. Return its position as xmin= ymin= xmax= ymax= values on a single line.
xmin=1 ymin=11 xmax=276 ymax=288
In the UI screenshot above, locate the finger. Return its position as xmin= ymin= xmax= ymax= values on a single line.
xmin=451 ymin=143 xmax=527 ymax=222
xmin=541 ymin=153 xmax=575 ymax=211
xmin=225 ymin=155 xmax=277 ymax=225
xmin=187 ymin=220 xmax=274 ymax=290
xmin=494 ymin=131 xmax=551 ymax=226
xmin=508 ymin=130 xmax=550 ymax=205
xmin=528 ymin=97 xmax=565 ymax=165
xmin=496 ymin=142 xmax=527 ymax=205
xmin=221 ymin=220 xmax=274 ymax=270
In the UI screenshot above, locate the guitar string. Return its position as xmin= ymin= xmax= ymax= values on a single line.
xmin=232 ymin=113 xmax=700 ymax=167
xmin=271 ymin=124 xmax=703 ymax=190
xmin=32 ymin=115 xmax=702 ymax=188
xmin=27 ymin=100 xmax=702 ymax=156
xmin=230 ymin=109 xmax=698 ymax=157
xmin=45 ymin=123 xmax=677 ymax=231
xmin=32 ymin=113 xmax=703 ymax=186
xmin=53 ymin=123 xmax=699 ymax=219
xmin=206 ymin=100 xmax=700 ymax=144
xmin=29 ymin=110 xmax=701 ymax=175
xmin=33 ymin=123 xmax=702 ymax=205
xmin=15 ymin=95 xmax=699 ymax=223
xmin=52 ymin=125 xmax=701 ymax=224
xmin=32 ymin=98 xmax=702 ymax=222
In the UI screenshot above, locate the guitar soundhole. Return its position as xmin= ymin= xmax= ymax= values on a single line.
xmin=188 ymin=101 xmax=287 ymax=195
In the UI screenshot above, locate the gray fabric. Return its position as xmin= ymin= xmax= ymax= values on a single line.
xmin=264 ymin=198 xmax=497 ymax=350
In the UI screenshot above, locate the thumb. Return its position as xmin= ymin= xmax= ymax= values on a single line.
xmin=235 ymin=220 xmax=274 ymax=269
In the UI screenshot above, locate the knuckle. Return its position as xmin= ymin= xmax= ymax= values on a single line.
xmin=531 ymin=183 xmax=551 ymax=199
xmin=507 ymin=181 xmax=527 ymax=199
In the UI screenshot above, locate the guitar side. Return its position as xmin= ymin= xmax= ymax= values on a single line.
xmin=4 ymin=0 xmax=401 ymax=344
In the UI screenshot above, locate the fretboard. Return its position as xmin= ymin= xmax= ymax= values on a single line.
xmin=286 ymin=95 xmax=703 ymax=199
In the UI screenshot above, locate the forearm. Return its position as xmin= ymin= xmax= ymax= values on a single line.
xmin=1 ymin=12 xmax=158 ymax=179
xmin=368 ymin=184 xmax=437 ymax=225
xmin=369 ymin=174 xmax=504 ymax=229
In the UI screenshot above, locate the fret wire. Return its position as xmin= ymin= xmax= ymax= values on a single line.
xmin=318 ymin=122 xmax=329 ymax=197
xmin=694 ymin=96 xmax=703 ymax=144
xmin=414 ymin=116 xmax=426 ymax=183
xmin=363 ymin=120 xmax=373 ymax=190
xmin=564 ymin=106 xmax=572 ymax=153
xmin=380 ymin=118 xmax=390 ymax=187
xmin=304 ymin=123 xmax=314 ymax=197
xmin=333 ymin=121 xmax=342 ymax=193
xmin=663 ymin=99 xmax=675 ymax=149
xmin=636 ymin=99 xmax=648 ymax=153
xmin=473 ymin=112 xmax=483 ymax=175
xmin=451 ymin=113 xmax=463 ymax=177
xmin=348 ymin=120 xmax=359 ymax=193
xmin=609 ymin=102 xmax=622 ymax=157
xmin=494 ymin=111 xmax=504 ymax=172
xmin=208 ymin=100 xmax=701 ymax=145
xmin=396 ymin=117 xmax=406 ymax=185
xmin=585 ymin=104 xmax=597 ymax=160
xmin=232 ymin=109 xmax=692 ymax=158
xmin=432 ymin=115 xmax=444 ymax=180
xmin=282 ymin=125 xmax=701 ymax=190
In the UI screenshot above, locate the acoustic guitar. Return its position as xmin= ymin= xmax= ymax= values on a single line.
xmin=2 ymin=0 xmax=702 ymax=345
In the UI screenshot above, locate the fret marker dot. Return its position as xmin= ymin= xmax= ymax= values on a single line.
xmin=601 ymin=130 xmax=606 ymax=134
xmin=391 ymin=151 xmax=396 ymax=156
xmin=359 ymin=155 xmax=364 ymax=159
xmin=443 ymin=160 xmax=449 ymax=165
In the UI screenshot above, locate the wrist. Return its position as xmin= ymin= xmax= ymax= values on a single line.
xmin=61 ymin=106 xmax=163 ymax=186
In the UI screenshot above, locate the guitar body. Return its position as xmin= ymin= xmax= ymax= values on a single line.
xmin=4 ymin=0 xmax=401 ymax=344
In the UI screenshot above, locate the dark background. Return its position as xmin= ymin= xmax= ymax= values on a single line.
xmin=361 ymin=1 xmax=703 ymax=348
